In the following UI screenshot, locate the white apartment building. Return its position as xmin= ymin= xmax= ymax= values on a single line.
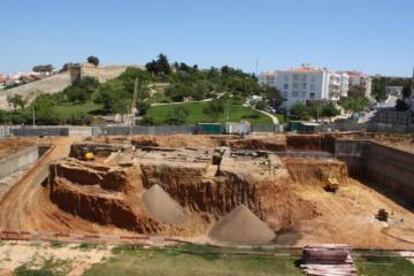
xmin=346 ymin=71 xmax=372 ymax=98
xmin=258 ymin=66 xmax=349 ymax=109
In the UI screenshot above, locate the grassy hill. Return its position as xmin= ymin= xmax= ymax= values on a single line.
xmin=146 ymin=101 xmax=272 ymax=125
xmin=0 ymin=65 xmax=127 ymax=111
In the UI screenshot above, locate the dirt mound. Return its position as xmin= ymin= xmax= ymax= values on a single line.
xmin=142 ymin=184 xmax=186 ymax=225
xmin=208 ymin=205 xmax=276 ymax=245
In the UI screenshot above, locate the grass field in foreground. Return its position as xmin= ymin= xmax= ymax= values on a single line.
xmin=84 ymin=247 xmax=302 ymax=276
xmin=84 ymin=246 xmax=414 ymax=276
xmin=355 ymin=255 xmax=414 ymax=276
xmin=146 ymin=101 xmax=273 ymax=125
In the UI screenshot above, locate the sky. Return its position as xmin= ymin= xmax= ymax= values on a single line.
xmin=1 ymin=0 xmax=413 ymax=76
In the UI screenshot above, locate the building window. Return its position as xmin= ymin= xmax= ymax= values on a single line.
xmin=293 ymin=83 xmax=299 ymax=89
xmin=283 ymin=83 xmax=289 ymax=89
xmin=284 ymin=75 xmax=289 ymax=81
xmin=310 ymin=84 xmax=315 ymax=91
xmin=301 ymin=91 xmax=306 ymax=97
xmin=292 ymin=91 xmax=299 ymax=97
xmin=303 ymin=83 xmax=307 ymax=89
xmin=310 ymin=92 xmax=315 ymax=99
xmin=310 ymin=75 xmax=316 ymax=82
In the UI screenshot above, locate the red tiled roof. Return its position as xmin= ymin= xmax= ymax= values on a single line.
xmin=291 ymin=67 xmax=321 ymax=73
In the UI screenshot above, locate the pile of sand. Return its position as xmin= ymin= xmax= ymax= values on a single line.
xmin=208 ymin=205 xmax=276 ymax=245
xmin=142 ymin=184 xmax=186 ymax=225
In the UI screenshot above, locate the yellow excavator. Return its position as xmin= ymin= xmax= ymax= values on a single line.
xmin=82 ymin=146 xmax=94 ymax=161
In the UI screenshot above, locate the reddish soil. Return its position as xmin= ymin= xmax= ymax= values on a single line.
xmin=0 ymin=138 xmax=34 ymax=158
xmin=1 ymin=134 xmax=414 ymax=249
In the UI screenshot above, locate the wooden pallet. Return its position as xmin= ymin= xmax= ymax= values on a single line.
xmin=301 ymin=245 xmax=357 ymax=276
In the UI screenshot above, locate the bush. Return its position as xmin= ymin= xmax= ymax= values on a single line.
xmin=395 ymin=99 xmax=410 ymax=111
xmin=255 ymin=100 xmax=267 ymax=110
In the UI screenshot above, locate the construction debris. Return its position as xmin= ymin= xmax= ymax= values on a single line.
xmin=376 ymin=209 xmax=389 ymax=222
xmin=301 ymin=244 xmax=357 ymax=276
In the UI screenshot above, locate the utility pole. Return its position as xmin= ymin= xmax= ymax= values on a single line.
xmin=226 ymin=99 xmax=230 ymax=121
xmin=130 ymin=78 xmax=139 ymax=138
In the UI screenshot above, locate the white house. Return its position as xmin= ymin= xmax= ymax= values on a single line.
xmin=258 ymin=65 xmax=349 ymax=109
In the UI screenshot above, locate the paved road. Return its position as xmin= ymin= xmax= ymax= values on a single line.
xmin=256 ymin=109 xmax=280 ymax=125
xmin=358 ymin=95 xmax=397 ymax=123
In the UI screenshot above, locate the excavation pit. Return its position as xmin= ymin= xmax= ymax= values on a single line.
xmin=1 ymin=134 xmax=414 ymax=249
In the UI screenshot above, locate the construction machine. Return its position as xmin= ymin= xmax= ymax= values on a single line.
xmin=82 ymin=146 xmax=94 ymax=161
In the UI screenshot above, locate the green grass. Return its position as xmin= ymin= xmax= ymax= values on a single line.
xmin=146 ymin=101 xmax=272 ymax=125
xmin=355 ymin=255 xmax=414 ymax=276
xmin=84 ymin=247 xmax=302 ymax=276
xmin=14 ymin=258 xmax=71 ymax=276
xmin=52 ymin=101 xmax=102 ymax=116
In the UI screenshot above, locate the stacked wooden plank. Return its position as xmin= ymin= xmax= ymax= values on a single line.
xmin=301 ymin=244 xmax=357 ymax=276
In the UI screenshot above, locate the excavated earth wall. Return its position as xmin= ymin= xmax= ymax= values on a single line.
xmin=140 ymin=157 xmax=319 ymax=231
xmin=284 ymin=158 xmax=349 ymax=186
xmin=49 ymin=159 xmax=161 ymax=233
xmin=335 ymin=139 xmax=414 ymax=205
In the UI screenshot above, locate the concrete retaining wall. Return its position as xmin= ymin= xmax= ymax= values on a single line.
xmin=0 ymin=146 xmax=39 ymax=179
xmin=335 ymin=139 xmax=414 ymax=205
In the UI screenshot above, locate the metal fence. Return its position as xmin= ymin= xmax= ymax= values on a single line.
xmin=10 ymin=127 xmax=69 ymax=137
xmin=251 ymin=124 xmax=281 ymax=133
xmin=97 ymin=125 xmax=196 ymax=136
xmin=0 ymin=126 xmax=10 ymax=139
xmin=4 ymin=122 xmax=414 ymax=138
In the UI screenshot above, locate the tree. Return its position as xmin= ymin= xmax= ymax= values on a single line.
xmin=63 ymin=76 xmax=99 ymax=103
xmin=92 ymin=80 xmax=129 ymax=113
xmin=31 ymin=94 xmax=60 ymax=125
xmin=371 ymin=76 xmax=412 ymax=101
xmin=262 ymin=86 xmax=283 ymax=109
xmin=402 ymin=83 xmax=412 ymax=98
xmin=203 ymin=100 xmax=225 ymax=122
xmin=145 ymin=53 xmax=171 ymax=75
xmin=395 ymin=99 xmax=410 ymax=111
xmin=87 ymin=56 xmax=100 ymax=67
xmin=32 ymin=64 xmax=54 ymax=74
xmin=307 ymin=101 xmax=323 ymax=122
xmin=348 ymin=85 xmax=366 ymax=98
xmin=289 ymin=102 xmax=309 ymax=120
xmin=338 ymin=97 xmax=353 ymax=115
xmin=338 ymin=96 xmax=369 ymax=115
xmin=321 ymin=102 xmax=340 ymax=122
xmin=165 ymin=106 xmax=190 ymax=125
xmin=7 ymin=94 xmax=26 ymax=111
